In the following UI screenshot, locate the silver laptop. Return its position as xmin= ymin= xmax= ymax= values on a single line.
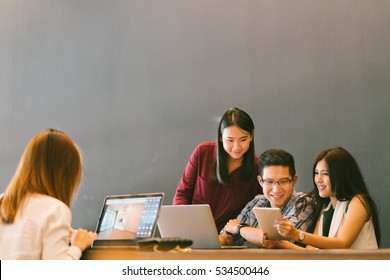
xmin=157 ymin=204 xmax=246 ymax=249
xmin=92 ymin=192 xmax=164 ymax=247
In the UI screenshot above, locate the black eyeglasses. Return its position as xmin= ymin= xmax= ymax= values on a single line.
xmin=261 ymin=178 xmax=293 ymax=187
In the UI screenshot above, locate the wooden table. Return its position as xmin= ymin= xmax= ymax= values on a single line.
xmin=82 ymin=247 xmax=390 ymax=260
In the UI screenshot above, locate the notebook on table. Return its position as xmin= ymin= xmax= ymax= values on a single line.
xmin=91 ymin=192 xmax=164 ymax=248
xmin=157 ymin=204 xmax=247 ymax=249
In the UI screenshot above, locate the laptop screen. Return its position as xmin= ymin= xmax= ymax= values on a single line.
xmin=95 ymin=193 xmax=164 ymax=241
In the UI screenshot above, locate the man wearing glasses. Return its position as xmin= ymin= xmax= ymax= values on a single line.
xmin=219 ymin=148 xmax=316 ymax=247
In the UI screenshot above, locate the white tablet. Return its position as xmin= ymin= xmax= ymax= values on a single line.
xmin=252 ymin=207 xmax=287 ymax=240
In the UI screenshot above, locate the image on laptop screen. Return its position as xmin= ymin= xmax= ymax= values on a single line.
xmin=95 ymin=193 xmax=164 ymax=241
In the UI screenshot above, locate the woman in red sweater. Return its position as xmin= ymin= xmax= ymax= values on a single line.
xmin=173 ymin=107 xmax=262 ymax=232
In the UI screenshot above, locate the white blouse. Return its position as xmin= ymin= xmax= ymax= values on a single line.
xmin=0 ymin=193 xmax=82 ymax=259
xmin=317 ymin=200 xmax=378 ymax=249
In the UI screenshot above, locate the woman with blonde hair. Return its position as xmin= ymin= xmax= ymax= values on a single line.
xmin=0 ymin=129 xmax=96 ymax=259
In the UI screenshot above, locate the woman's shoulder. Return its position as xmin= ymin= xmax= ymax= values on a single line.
xmin=25 ymin=193 xmax=70 ymax=213
xmin=349 ymin=194 xmax=370 ymax=210
xmin=196 ymin=141 xmax=216 ymax=149
xmin=193 ymin=141 xmax=216 ymax=154
xmin=343 ymin=195 xmax=368 ymax=207
xmin=336 ymin=195 xmax=370 ymax=216
xmin=16 ymin=194 xmax=71 ymax=225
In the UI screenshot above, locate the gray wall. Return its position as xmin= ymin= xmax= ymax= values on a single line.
xmin=1 ymin=0 xmax=389 ymax=247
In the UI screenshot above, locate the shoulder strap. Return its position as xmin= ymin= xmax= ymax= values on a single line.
xmin=345 ymin=200 xmax=351 ymax=213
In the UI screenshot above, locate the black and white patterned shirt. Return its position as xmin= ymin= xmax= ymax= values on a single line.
xmin=234 ymin=190 xmax=315 ymax=246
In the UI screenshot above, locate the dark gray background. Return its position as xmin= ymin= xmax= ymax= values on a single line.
xmin=1 ymin=1 xmax=389 ymax=247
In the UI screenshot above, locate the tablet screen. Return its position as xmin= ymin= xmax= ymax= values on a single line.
xmin=252 ymin=207 xmax=287 ymax=240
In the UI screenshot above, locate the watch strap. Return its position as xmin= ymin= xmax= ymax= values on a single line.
xmin=236 ymin=223 xmax=248 ymax=237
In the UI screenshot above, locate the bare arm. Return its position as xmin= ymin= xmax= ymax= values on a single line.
xmin=222 ymin=219 xmax=264 ymax=247
xmin=238 ymin=227 xmax=264 ymax=247
xmin=276 ymin=196 xmax=370 ymax=249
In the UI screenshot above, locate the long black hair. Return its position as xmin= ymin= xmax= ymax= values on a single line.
xmin=214 ymin=107 xmax=255 ymax=185
xmin=309 ymin=146 xmax=381 ymax=245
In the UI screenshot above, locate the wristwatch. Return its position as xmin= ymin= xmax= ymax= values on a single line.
xmin=298 ymin=231 xmax=305 ymax=241
xmin=236 ymin=223 xmax=248 ymax=237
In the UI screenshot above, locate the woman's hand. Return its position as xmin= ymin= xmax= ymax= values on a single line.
xmin=261 ymin=233 xmax=282 ymax=248
xmin=274 ymin=218 xmax=299 ymax=240
xmin=70 ymin=228 xmax=97 ymax=251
